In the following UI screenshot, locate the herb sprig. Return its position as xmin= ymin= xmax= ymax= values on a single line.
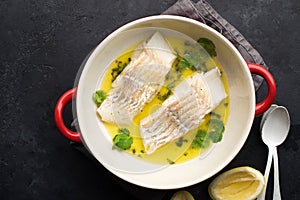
xmin=113 ymin=128 xmax=133 ymax=150
xmin=176 ymin=38 xmax=217 ymax=72
xmin=192 ymin=119 xmax=225 ymax=149
xmin=93 ymin=90 xmax=107 ymax=107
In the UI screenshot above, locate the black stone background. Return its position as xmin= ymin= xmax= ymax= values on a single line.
xmin=1 ymin=0 xmax=300 ymax=199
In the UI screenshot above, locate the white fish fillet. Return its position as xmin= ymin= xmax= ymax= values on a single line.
xmin=140 ymin=68 xmax=227 ymax=154
xmin=97 ymin=32 xmax=176 ymax=125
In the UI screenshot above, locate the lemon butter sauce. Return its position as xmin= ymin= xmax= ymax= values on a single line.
xmin=96 ymin=36 xmax=230 ymax=165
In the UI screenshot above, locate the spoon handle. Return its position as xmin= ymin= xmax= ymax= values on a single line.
xmin=273 ymin=147 xmax=282 ymax=200
xmin=257 ymin=146 xmax=274 ymax=200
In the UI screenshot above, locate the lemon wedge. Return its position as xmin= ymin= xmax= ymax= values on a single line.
xmin=170 ymin=190 xmax=195 ymax=200
xmin=208 ymin=166 xmax=265 ymax=200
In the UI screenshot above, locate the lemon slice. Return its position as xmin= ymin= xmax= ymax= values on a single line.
xmin=170 ymin=191 xmax=195 ymax=200
xmin=208 ymin=166 xmax=265 ymax=200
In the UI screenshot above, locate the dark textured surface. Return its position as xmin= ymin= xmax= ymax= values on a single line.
xmin=1 ymin=0 xmax=300 ymax=199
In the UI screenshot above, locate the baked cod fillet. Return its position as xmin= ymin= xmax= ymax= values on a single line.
xmin=140 ymin=68 xmax=227 ymax=154
xmin=97 ymin=32 xmax=176 ymax=125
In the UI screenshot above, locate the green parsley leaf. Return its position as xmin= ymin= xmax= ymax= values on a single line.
xmin=197 ymin=38 xmax=217 ymax=57
xmin=113 ymin=129 xmax=133 ymax=150
xmin=207 ymin=119 xmax=225 ymax=143
xmin=175 ymin=137 xmax=188 ymax=147
xmin=178 ymin=57 xmax=194 ymax=70
xmin=118 ymin=128 xmax=130 ymax=136
xmin=192 ymin=130 xmax=210 ymax=149
xmin=209 ymin=130 xmax=223 ymax=143
xmin=177 ymin=51 xmax=202 ymax=72
xmin=167 ymin=158 xmax=175 ymax=165
xmin=184 ymin=51 xmax=201 ymax=69
xmin=93 ymin=90 xmax=107 ymax=107
xmin=111 ymin=59 xmax=129 ymax=82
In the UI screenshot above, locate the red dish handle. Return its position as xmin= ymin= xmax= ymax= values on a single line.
xmin=247 ymin=62 xmax=276 ymax=116
xmin=54 ymin=88 xmax=81 ymax=143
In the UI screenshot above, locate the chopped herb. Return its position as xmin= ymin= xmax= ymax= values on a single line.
xmin=178 ymin=58 xmax=193 ymax=71
xmin=176 ymin=51 xmax=203 ymax=72
xmin=184 ymin=152 xmax=188 ymax=156
xmin=132 ymin=149 xmax=136 ymax=154
xmin=111 ymin=59 xmax=130 ymax=82
xmin=157 ymin=88 xmax=172 ymax=101
xmin=197 ymin=38 xmax=217 ymax=57
xmin=176 ymin=46 xmax=211 ymax=72
xmin=192 ymin=129 xmax=210 ymax=149
xmin=140 ymin=150 xmax=145 ymax=154
xmin=184 ymin=51 xmax=201 ymax=70
xmin=113 ymin=128 xmax=133 ymax=150
xmin=224 ymin=102 xmax=229 ymax=107
xmin=207 ymin=119 xmax=225 ymax=143
xmin=93 ymin=90 xmax=107 ymax=107
xmin=165 ymin=67 xmax=182 ymax=89
xmin=167 ymin=158 xmax=175 ymax=165
xmin=175 ymin=137 xmax=188 ymax=147
xmin=173 ymin=57 xmax=185 ymax=72
xmin=209 ymin=130 xmax=223 ymax=143
xmin=118 ymin=128 xmax=130 ymax=135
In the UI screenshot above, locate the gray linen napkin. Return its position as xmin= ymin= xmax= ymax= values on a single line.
xmin=163 ymin=0 xmax=268 ymax=91
xmin=71 ymin=0 xmax=270 ymax=199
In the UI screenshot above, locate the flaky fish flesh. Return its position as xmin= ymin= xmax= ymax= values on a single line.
xmin=97 ymin=32 xmax=176 ymax=125
xmin=140 ymin=68 xmax=227 ymax=154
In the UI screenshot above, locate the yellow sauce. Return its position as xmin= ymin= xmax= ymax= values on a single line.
xmin=97 ymin=37 xmax=230 ymax=165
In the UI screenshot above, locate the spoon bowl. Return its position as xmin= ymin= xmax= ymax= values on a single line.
xmin=262 ymin=106 xmax=290 ymax=146
xmin=260 ymin=104 xmax=278 ymax=131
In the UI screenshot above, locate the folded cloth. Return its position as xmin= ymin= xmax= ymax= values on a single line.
xmin=163 ymin=0 xmax=267 ymax=91
xmin=72 ymin=0 xmax=269 ymax=199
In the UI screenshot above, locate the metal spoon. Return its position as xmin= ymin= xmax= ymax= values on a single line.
xmin=257 ymin=105 xmax=278 ymax=200
xmin=257 ymin=104 xmax=278 ymax=200
xmin=257 ymin=106 xmax=290 ymax=200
